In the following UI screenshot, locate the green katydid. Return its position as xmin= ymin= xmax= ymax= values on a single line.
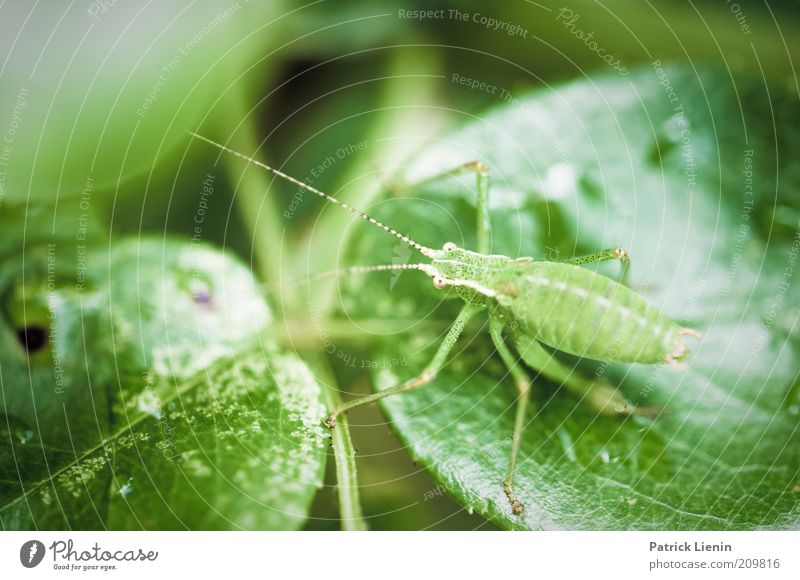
xmin=191 ymin=132 xmax=700 ymax=515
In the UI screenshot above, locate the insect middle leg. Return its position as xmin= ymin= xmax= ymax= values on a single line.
xmin=563 ymin=247 xmax=630 ymax=283
xmin=324 ymin=304 xmax=482 ymax=428
xmin=489 ymin=317 xmax=532 ymax=515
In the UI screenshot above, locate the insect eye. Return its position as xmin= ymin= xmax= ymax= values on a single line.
xmin=443 ymin=242 xmax=457 ymax=252
xmin=433 ymin=275 xmax=447 ymax=289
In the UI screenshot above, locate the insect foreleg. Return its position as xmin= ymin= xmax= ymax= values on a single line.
xmin=489 ymin=317 xmax=532 ymax=515
xmin=324 ymin=304 xmax=482 ymax=429
xmin=515 ymin=334 xmax=634 ymax=416
xmin=563 ymin=247 xmax=630 ymax=283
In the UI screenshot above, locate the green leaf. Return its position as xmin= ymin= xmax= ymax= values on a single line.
xmin=1 ymin=237 xmax=326 ymax=529
xmin=0 ymin=1 xmax=283 ymax=202
xmin=339 ymin=65 xmax=800 ymax=529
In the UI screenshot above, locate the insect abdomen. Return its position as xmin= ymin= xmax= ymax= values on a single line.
xmin=508 ymin=262 xmax=684 ymax=364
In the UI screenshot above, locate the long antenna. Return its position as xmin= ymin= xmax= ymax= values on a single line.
xmin=261 ymin=263 xmax=436 ymax=292
xmin=189 ymin=132 xmax=435 ymax=257
xmin=259 ymin=261 xmax=496 ymax=298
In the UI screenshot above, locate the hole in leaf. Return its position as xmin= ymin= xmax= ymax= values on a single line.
xmin=16 ymin=325 xmax=48 ymax=353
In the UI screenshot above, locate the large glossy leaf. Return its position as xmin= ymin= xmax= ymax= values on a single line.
xmin=0 ymin=1 xmax=282 ymax=202
xmin=338 ymin=65 xmax=800 ymax=529
xmin=1 ymin=237 xmax=326 ymax=529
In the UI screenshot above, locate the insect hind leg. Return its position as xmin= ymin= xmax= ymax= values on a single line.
xmin=489 ymin=317 xmax=532 ymax=515
xmin=515 ymin=334 xmax=636 ymax=416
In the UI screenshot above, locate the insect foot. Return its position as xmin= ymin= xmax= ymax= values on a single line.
xmin=462 ymin=160 xmax=489 ymax=173
xmin=632 ymin=405 xmax=666 ymax=418
xmin=664 ymin=355 xmax=687 ymax=370
xmin=665 ymin=327 xmax=701 ymax=370
xmin=503 ymin=480 xmax=524 ymax=515
xmin=679 ymin=327 xmax=702 ymax=340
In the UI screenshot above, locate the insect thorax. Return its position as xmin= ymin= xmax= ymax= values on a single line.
xmin=431 ymin=248 xmax=523 ymax=305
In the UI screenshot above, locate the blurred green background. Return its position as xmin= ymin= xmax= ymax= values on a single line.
xmin=1 ymin=0 xmax=798 ymax=530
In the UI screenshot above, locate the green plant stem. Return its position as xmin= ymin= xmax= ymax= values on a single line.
xmin=307 ymin=352 xmax=368 ymax=531
xmin=220 ymin=82 xmax=286 ymax=290
xmin=218 ymin=58 xmax=369 ymax=531
xmin=303 ymin=46 xmax=445 ymax=315
xmin=295 ymin=49 xmax=444 ymax=529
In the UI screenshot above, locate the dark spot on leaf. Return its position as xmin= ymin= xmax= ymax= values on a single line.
xmin=647 ymin=135 xmax=677 ymax=166
xmin=192 ymin=289 xmax=214 ymax=307
xmin=577 ymin=169 xmax=604 ymax=200
xmin=17 ymin=325 xmax=48 ymax=353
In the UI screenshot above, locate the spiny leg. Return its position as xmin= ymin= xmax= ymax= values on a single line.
xmin=563 ymin=247 xmax=630 ymax=284
xmin=563 ymin=246 xmax=629 ymax=266
xmin=489 ymin=317 xmax=532 ymax=515
xmin=515 ymin=334 xmax=635 ymax=416
xmin=324 ymin=304 xmax=482 ymax=428
xmin=471 ymin=162 xmax=491 ymax=255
